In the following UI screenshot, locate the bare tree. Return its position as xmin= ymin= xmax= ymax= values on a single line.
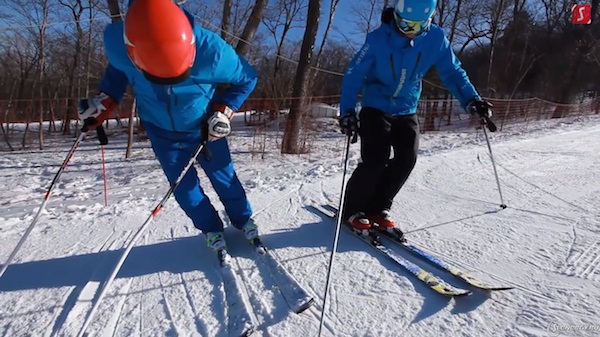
xmin=539 ymin=0 xmax=570 ymax=34
xmin=235 ymin=0 xmax=269 ymax=56
xmin=182 ymin=2 xmax=221 ymax=31
xmin=452 ymin=0 xmax=489 ymax=57
xmin=106 ymin=0 xmax=121 ymax=21
xmin=281 ymin=0 xmax=320 ymax=154
xmin=484 ymin=0 xmax=510 ymax=95
xmin=314 ymin=0 xmax=341 ymax=68
xmin=84 ymin=0 xmax=104 ymax=97
xmin=307 ymin=0 xmax=341 ymax=96
xmin=6 ymin=0 xmax=56 ymax=149
xmin=349 ymin=0 xmax=383 ymax=38
xmin=58 ymin=0 xmax=88 ymax=135
xmin=221 ymin=0 xmax=233 ymax=40
xmin=263 ymin=0 xmax=308 ymax=70
xmin=262 ymin=0 xmax=308 ymax=99
xmin=229 ymin=0 xmax=256 ymax=42
xmin=436 ymin=0 xmax=465 ymax=43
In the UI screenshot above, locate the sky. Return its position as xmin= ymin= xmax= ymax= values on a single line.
xmin=0 ymin=0 xmax=372 ymax=52
xmin=195 ymin=0 xmax=373 ymax=51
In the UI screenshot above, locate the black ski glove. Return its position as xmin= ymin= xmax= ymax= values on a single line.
xmin=466 ymin=99 xmax=493 ymax=119
xmin=339 ymin=110 xmax=359 ymax=137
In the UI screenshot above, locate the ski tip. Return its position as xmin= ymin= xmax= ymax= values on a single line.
xmin=452 ymin=290 xmax=473 ymax=297
xmin=478 ymin=286 xmax=515 ymax=291
xmin=217 ymin=249 xmax=231 ymax=267
xmin=294 ymin=298 xmax=316 ymax=314
xmin=250 ymin=238 xmax=267 ymax=255
xmin=239 ymin=325 xmax=256 ymax=337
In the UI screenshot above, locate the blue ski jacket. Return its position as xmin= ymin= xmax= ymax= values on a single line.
xmin=98 ymin=9 xmax=258 ymax=132
xmin=340 ymin=21 xmax=480 ymax=117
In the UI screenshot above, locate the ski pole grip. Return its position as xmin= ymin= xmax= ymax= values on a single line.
xmin=81 ymin=117 xmax=108 ymax=144
xmin=484 ymin=116 xmax=497 ymax=132
xmin=96 ymin=125 xmax=108 ymax=145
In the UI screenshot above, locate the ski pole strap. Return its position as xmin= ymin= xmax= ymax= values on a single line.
xmin=96 ymin=125 xmax=108 ymax=145
xmin=201 ymin=145 xmax=212 ymax=162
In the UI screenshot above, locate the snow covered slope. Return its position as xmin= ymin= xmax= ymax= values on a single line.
xmin=1 ymin=116 xmax=599 ymax=337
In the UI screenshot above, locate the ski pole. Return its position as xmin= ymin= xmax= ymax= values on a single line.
xmin=481 ymin=118 xmax=506 ymax=209
xmin=318 ymin=134 xmax=353 ymax=336
xmin=0 ymin=130 xmax=88 ymax=278
xmin=101 ymin=144 xmax=108 ymax=206
xmin=77 ymin=141 xmax=205 ymax=337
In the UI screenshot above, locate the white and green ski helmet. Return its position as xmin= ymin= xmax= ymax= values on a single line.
xmin=393 ymin=0 xmax=436 ymax=36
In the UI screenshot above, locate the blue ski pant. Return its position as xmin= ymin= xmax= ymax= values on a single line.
xmin=144 ymin=122 xmax=252 ymax=233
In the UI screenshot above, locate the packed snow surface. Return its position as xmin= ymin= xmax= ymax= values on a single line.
xmin=1 ymin=115 xmax=599 ymax=337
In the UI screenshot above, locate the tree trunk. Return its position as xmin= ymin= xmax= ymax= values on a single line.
xmin=38 ymin=1 xmax=49 ymax=150
xmin=281 ymin=0 xmax=321 ymax=154
xmin=107 ymin=0 xmax=121 ymax=21
xmin=448 ymin=0 xmax=463 ymax=43
xmin=1 ymin=85 xmax=17 ymax=151
xmin=23 ymin=102 xmax=31 ymax=150
xmin=309 ymin=0 xmax=339 ymax=91
xmin=552 ymin=52 xmax=583 ymax=118
xmin=486 ymin=0 xmax=506 ymax=96
xmin=235 ymin=0 xmax=269 ymax=56
xmin=221 ymin=0 xmax=232 ymax=40
xmin=126 ymin=98 xmax=136 ymax=159
xmin=314 ymin=0 xmax=339 ymax=68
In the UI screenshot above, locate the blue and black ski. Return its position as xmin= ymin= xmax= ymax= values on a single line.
xmin=319 ymin=203 xmax=513 ymax=292
xmin=312 ymin=204 xmax=471 ymax=297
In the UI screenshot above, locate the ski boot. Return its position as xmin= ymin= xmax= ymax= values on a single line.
xmin=347 ymin=212 xmax=371 ymax=236
xmin=242 ymin=218 xmax=265 ymax=254
xmin=369 ymin=210 xmax=406 ymax=242
xmin=206 ymin=232 xmax=229 ymax=266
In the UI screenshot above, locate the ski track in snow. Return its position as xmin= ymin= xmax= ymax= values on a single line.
xmin=1 ymin=115 xmax=600 ymax=336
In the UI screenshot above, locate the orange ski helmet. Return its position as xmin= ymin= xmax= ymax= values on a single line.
xmin=124 ymin=0 xmax=196 ymax=84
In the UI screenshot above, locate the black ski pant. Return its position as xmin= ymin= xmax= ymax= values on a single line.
xmin=342 ymin=107 xmax=419 ymax=221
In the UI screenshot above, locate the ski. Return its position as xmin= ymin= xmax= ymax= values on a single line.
xmin=217 ymin=249 xmax=256 ymax=337
xmin=321 ymin=204 xmax=514 ymax=291
xmin=312 ymin=204 xmax=471 ymax=297
xmin=373 ymin=228 xmax=514 ymax=291
xmin=249 ymin=238 xmax=315 ymax=313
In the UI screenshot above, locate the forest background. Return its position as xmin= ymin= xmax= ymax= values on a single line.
xmin=0 ymin=0 xmax=598 ymax=153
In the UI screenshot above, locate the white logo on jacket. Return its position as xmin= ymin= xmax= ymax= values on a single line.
xmin=392 ymin=68 xmax=407 ymax=101
xmin=347 ymin=43 xmax=370 ymax=75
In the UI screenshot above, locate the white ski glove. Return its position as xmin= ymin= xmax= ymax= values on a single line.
xmin=206 ymin=104 xmax=235 ymax=141
xmin=77 ymin=92 xmax=117 ymax=130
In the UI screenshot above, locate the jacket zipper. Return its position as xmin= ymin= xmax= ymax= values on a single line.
xmin=166 ymin=86 xmax=176 ymax=131
xmin=390 ymin=54 xmax=397 ymax=80
xmin=409 ymin=52 xmax=422 ymax=80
